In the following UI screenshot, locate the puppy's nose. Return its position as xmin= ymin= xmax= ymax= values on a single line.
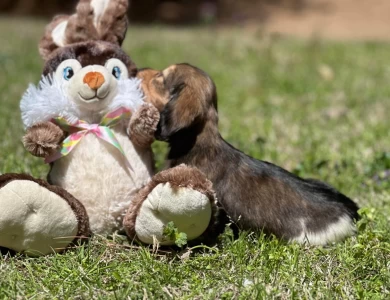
xmin=83 ymin=72 xmax=105 ymax=90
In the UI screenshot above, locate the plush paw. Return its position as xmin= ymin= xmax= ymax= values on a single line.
xmin=124 ymin=164 xmax=218 ymax=245
xmin=0 ymin=174 xmax=90 ymax=256
xmin=23 ymin=122 xmax=65 ymax=158
xmin=136 ymin=183 xmax=212 ymax=245
xmin=128 ymin=103 xmax=160 ymax=148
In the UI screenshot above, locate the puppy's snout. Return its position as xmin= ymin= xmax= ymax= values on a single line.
xmin=83 ymin=72 xmax=105 ymax=90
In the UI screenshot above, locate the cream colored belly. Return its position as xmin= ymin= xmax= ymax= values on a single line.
xmin=49 ymin=129 xmax=154 ymax=235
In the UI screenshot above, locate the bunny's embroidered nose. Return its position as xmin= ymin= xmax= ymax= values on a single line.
xmin=83 ymin=72 xmax=105 ymax=90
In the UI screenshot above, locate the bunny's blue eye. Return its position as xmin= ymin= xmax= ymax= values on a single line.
xmin=63 ymin=67 xmax=74 ymax=81
xmin=112 ymin=67 xmax=122 ymax=79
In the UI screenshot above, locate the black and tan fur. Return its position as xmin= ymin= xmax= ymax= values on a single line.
xmin=138 ymin=64 xmax=360 ymax=244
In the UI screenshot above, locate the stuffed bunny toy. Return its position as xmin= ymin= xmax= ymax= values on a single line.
xmin=0 ymin=0 xmax=218 ymax=256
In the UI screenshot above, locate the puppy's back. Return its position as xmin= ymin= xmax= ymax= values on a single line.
xmin=209 ymin=141 xmax=359 ymax=245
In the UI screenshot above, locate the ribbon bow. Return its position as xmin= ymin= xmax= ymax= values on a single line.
xmin=45 ymin=107 xmax=132 ymax=169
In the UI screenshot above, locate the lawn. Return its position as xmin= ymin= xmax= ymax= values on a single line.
xmin=0 ymin=17 xmax=390 ymax=299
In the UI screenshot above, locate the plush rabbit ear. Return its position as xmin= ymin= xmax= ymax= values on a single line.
xmin=39 ymin=15 xmax=72 ymax=60
xmin=39 ymin=0 xmax=129 ymax=61
xmin=89 ymin=0 xmax=129 ymax=44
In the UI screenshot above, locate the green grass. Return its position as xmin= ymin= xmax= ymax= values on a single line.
xmin=1 ymin=18 xmax=390 ymax=299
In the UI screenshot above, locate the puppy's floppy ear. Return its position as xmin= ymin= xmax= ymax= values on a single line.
xmin=156 ymin=82 xmax=207 ymax=141
xmin=39 ymin=0 xmax=129 ymax=61
xmin=155 ymin=64 xmax=217 ymax=141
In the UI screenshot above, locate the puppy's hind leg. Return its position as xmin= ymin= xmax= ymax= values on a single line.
xmin=290 ymin=215 xmax=357 ymax=246
xmin=285 ymin=177 xmax=359 ymax=245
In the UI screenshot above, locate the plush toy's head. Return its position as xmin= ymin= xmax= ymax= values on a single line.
xmin=41 ymin=0 xmax=136 ymax=112
xmin=43 ymin=41 xmax=136 ymax=112
xmin=21 ymin=0 xmax=143 ymax=127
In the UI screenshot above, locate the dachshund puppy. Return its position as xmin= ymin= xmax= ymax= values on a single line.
xmin=137 ymin=64 xmax=359 ymax=245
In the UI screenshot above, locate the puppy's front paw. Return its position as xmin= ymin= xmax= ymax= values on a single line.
xmin=128 ymin=103 xmax=160 ymax=148
xmin=23 ymin=122 xmax=65 ymax=158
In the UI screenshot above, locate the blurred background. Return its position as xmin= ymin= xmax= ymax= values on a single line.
xmin=0 ymin=0 xmax=389 ymax=40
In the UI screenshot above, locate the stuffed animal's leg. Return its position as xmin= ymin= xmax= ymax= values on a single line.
xmin=0 ymin=174 xmax=91 ymax=256
xmin=123 ymin=164 xmax=220 ymax=246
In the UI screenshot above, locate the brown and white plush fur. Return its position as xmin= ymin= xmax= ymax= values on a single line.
xmin=47 ymin=108 xmax=155 ymax=234
xmin=0 ymin=174 xmax=91 ymax=256
xmin=21 ymin=0 xmax=158 ymax=235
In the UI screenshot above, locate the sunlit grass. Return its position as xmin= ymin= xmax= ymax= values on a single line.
xmin=0 ymin=18 xmax=389 ymax=299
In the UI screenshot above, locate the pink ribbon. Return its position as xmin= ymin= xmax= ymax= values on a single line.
xmin=45 ymin=107 xmax=132 ymax=170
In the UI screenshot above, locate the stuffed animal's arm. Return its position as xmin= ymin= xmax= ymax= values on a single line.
xmin=23 ymin=122 xmax=65 ymax=158
xmin=128 ymin=103 xmax=160 ymax=148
